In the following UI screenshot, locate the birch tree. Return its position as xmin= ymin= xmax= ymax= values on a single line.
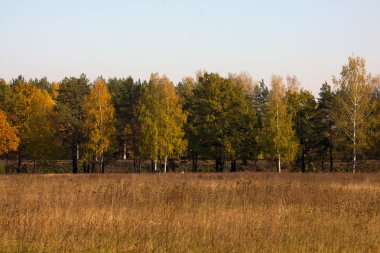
xmin=83 ymin=78 xmax=116 ymax=173
xmin=138 ymin=73 xmax=187 ymax=172
xmin=333 ymin=56 xmax=374 ymax=173
xmin=267 ymin=75 xmax=298 ymax=172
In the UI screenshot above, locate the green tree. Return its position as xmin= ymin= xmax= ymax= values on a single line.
xmin=266 ymin=75 xmax=298 ymax=172
xmin=178 ymin=77 xmax=200 ymax=171
xmin=369 ymin=76 xmax=380 ymax=157
xmin=9 ymin=76 xmax=34 ymax=173
xmin=228 ymin=73 xmax=258 ymax=170
xmin=253 ymin=79 xmax=270 ymax=159
xmin=138 ymin=73 xmax=187 ymax=172
xmin=286 ymin=85 xmax=317 ymax=172
xmin=108 ymin=77 xmax=143 ymax=171
xmin=313 ymin=83 xmax=336 ymax=172
xmin=55 ymin=74 xmax=90 ymax=173
xmin=333 ymin=56 xmax=374 ymax=173
xmin=187 ymin=72 xmax=257 ymax=172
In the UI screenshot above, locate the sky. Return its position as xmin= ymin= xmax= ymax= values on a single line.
xmin=1 ymin=0 xmax=379 ymax=95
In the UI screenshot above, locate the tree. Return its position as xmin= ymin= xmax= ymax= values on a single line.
xmin=228 ymin=73 xmax=258 ymax=170
xmin=266 ymin=75 xmax=298 ymax=172
xmin=286 ymin=84 xmax=317 ymax=172
xmin=368 ymin=76 xmax=380 ymax=157
xmin=107 ymin=77 xmax=143 ymax=171
xmin=138 ymin=73 xmax=187 ymax=172
xmin=253 ymin=79 xmax=270 ymax=159
xmin=9 ymin=76 xmax=34 ymax=173
xmin=178 ymin=77 xmax=197 ymax=171
xmin=27 ymin=88 xmax=61 ymax=169
xmin=187 ymin=72 xmax=229 ymax=172
xmin=55 ymin=74 xmax=90 ymax=173
xmin=0 ymin=110 xmax=19 ymax=156
xmin=333 ymin=56 xmax=374 ymax=173
xmin=83 ymin=78 xmax=116 ymax=173
xmin=313 ymin=83 xmax=336 ymax=172
xmin=187 ymin=72 xmax=257 ymax=172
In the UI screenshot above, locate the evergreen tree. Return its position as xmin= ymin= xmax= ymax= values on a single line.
xmin=313 ymin=83 xmax=336 ymax=172
xmin=286 ymin=87 xmax=317 ymax=172
xmin=55 ymin=74 xmax=90 ymax=173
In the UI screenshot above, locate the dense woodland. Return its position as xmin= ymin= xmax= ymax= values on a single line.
xmin=0 ymin=56 xmax=379 ymax=173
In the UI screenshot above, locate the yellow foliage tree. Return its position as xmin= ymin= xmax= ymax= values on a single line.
xmin=27 ymin=88 xmax=59 ymax=165
xmin=83 ymin=78 xmax=116 ymax=172
xmin=0 ymin=110 xmax=19 ymax=155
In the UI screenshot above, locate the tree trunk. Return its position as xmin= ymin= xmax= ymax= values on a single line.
xmin=123 ymin=141 xmax=127 ymax=160
xmin=215 ymin=155 xmax=223 ymax=172
xmin=100 ymin=155 xmax=104 ymax=173
xmin=277 ymin=153 xmax=281 ymax=173
xmin=242 ymin=157 xmax=248 ymax=166
xmin=151 ymin=159 xmax=158 ymax=173
xmin=353 ymin=149 xmax=356 ymax=174
xmin=17 ymin=150 xmax=22 ymax=174
xmin=301 ymin=149 xmax=306 ymax=173
xmin=5 ymin=154 xmax=9 ymax=174
xmin=82 ymin=161 xmax=87 ymax=173
xmin=321 ymin=155 xmax=325 ymax=172
xmin=163 ymin=155 xmax=168 ymax=173
xmin=133 ymin=157 xmax=137 ymax=173
xmin=72 ymin=143 xmax=78 ymax=174
xmin=170 ymin=158 xmax=175 ymax=172
xmin=192 ymin=153 xmax=198 ymax=172
xmin=231 ymin=159 xmax=237 ymax=172
xmin=215 ymin=156 xmax=220 ymax=172
xmin=329 ymin=143 xmax=334 ymax=173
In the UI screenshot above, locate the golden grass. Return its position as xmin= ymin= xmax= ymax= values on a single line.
xmin=0 ymin=173 xmax=379 ymax=252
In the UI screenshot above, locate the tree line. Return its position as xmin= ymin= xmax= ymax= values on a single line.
xmin=0 ymin=56 xmax=379 ymax=173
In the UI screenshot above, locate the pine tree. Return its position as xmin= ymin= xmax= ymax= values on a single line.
xmin=286 ymin=86 xmax=317 ymax=172
xmin=313 ymin=83 xmax=336 ymax=172
xmin=55 ymin=74 xmax=90 ymax=173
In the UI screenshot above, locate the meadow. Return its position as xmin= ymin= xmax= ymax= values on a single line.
xmin=0 ymin=173 xmax=379 ymax=252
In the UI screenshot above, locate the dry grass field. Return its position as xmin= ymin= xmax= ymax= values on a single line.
xmin=0 ymin=173 xmax=379 ymax=253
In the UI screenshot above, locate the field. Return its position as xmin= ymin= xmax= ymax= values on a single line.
xmin=0 ymin=173 xmax=379 ymax=252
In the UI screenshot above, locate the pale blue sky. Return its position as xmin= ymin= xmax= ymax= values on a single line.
xmin=1 ymin=0 xmax=379 ymax=94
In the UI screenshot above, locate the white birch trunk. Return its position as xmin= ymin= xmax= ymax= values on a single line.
xmin=123 ymin=141 xmax=127 ymax=160
xmin=164 ymin=155 xmax=168 ymax=173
